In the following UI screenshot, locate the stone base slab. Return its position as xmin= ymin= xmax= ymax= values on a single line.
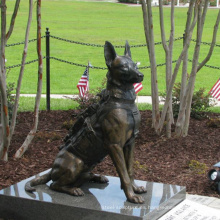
xmin=0 ymin=170 xmax=186 ymax=220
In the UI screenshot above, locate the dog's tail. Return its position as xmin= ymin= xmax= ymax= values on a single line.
xmin=25 ymin=170 xmax=51 ymax=193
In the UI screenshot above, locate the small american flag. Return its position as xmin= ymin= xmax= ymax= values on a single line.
xmin=133 ymin=83 xmax=143 ymax=94
xmin=209 ymin=78 xmax=220 ymax=101
xmin=77 ymin=67 xmax=89 ymax=98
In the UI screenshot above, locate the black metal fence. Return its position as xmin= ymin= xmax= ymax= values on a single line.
xmin=6 ymin=28 xmax=220 ymax=110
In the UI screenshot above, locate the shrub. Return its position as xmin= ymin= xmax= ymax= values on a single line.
xmin=62 ymin=120 xmax=75 ymax=130
xmin=134 ymin=160 xmax=148 ymax=172
xmin=206 ymin=117 xmax=220 ymax=128
xmin=71 ymin=78 xmax=107 ymax=111
xmin=188 ymin=160 xmax=208 ymax=175
xmin=162 ymin=82 xmax=214 ymax=120
xmin=210 ymin=0 xmax=217 ymax=6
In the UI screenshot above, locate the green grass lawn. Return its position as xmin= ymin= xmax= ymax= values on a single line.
xmin=18 ymin=97 xmax=220 ymax=113
xmin=5 ymin=1 xmax=220 ymax=97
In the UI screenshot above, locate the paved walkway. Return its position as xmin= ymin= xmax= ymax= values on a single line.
xmin=186 ymin=194 xmax=220 ymax=210
xmin=21 ymin=94 xmax=220 ymax=107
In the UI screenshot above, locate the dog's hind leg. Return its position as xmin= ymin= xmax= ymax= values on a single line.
xmin=74 ymin=172 xmax=109 ymax=186
xmin=124 ymin=141 xmax=147 ymax=194
xmin=50 ymin=151 xmax=86 ymax=196
xmin=89 ymin=173 xmax=109 ymax=183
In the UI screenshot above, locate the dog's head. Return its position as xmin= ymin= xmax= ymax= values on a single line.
xmin=104 ymin=41 xmax=144 ymax=88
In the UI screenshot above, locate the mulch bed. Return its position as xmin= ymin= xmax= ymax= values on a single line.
xmin=0 ymin=110 xmax=219 ymax=198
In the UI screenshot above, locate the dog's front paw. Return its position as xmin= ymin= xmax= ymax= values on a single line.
xmin=133 ymin=185 xmax=147 ymax=194
xmin=98 ymin=175 xmax=109 ymax=183
xmin=127 ymin=193 xmax=145 ymax=204
xmin=70 ymin=187 xmax=85 ymax=196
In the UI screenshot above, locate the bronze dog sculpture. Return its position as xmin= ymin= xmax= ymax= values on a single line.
xmin=25 ymin=41 xmax=146 ymax=204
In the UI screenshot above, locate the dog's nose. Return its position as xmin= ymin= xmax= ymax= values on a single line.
xmin=138 ymin=72 xmax=144 ymax=81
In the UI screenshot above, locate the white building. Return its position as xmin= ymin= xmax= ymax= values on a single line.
xmin=151 ymin=0 xmax=159 ymax=6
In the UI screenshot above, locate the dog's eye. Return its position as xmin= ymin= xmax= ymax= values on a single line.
xmin=119 ymin=64 xmax=128 ymax=71
xmin=120 ymin=64 xmax=127 ymax=68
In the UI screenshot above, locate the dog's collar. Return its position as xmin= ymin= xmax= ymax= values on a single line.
xmin=100 ymin=88 xmax=136 ymax=103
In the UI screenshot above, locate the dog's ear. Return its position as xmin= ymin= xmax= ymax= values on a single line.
xmin=104 ymin=41 xmax=117 ymax=69
xmin=124 ymin=41 xmax=131 ymax=59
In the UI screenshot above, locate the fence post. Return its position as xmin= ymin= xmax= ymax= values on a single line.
xmin=46 ymin=27 xmax=50 ymax=111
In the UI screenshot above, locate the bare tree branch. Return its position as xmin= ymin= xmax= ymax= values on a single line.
xmin=141 ymin=0 xmax=150 ymax=52
xmin=157 ymin=5 xmax=198 ymax=134
xmin=6 ymin=0 xmax=20 ymax=41
xmin=179 ymin=0 xmax=196 ymax=103
xmin=15 ymin=0 xmax=42 ymax=158
xmin=159 ymin=0 xmax=169 ymax=53
xmin=197 ymin=10 xmax=220 ymax=72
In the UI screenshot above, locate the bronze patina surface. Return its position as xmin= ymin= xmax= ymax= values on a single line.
xmin=25 ymin=41 xmax=146 ymax=204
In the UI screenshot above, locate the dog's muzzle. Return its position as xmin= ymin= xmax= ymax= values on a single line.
xmin=137 ymin=72 xmax=144 ymax=82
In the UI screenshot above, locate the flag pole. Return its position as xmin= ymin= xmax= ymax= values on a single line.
xmin=87 ymin=60 xmax=90 ymax=92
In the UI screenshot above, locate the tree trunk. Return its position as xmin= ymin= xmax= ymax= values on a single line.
xmin=158 ymin=0 xmax=175 ymax=138
xmin=10 ymin=0 xmax=33 ymax=141
xmin=156 ymin=12 xmax=197 ymax=135
xmin=182 ymin=0 xmax=208 ymax=137
xmin=0 ymin=0 xmax=9 ymax=161
xmin=15 ymin=0 xmax=42 ymax=158
xmin=0 ymin=0 xmax=21 ymax=161
xmin=141 ymin=0 xmax=160 ymax=131
xmin=175 ymin=0 xmax=197 ymax=136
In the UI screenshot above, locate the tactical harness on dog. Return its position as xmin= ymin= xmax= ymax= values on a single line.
xmin=62 ymin=88 xmax=141 ymax=167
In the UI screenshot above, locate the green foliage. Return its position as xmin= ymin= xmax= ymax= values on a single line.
xmin=209 ymin=0 xmax=217 ymax=6
xmin=0 ymin=81 xmax=15 ymax=124
xmin=134 ymin=160 xmax=148 ymax=172
xmin=163 ymin=0 xmax=170 ymax=5
xmin=190 ymin=88 xmax=212 ymax=119
xmin=163 ymin=82 xmax=214 ymax=120
xmin=206 ymin=117 xmax=220 ymax=128
xmin=188 ymin=160 xmax=208 ymax=175
xmin=72 ymin=78 xmax=107 ymax=111
xmin=62 ymin=120 xmax=75 ymax=130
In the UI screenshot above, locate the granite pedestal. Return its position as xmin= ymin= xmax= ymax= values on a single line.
xmin=0 ymin=170 xmax=186 ymax=220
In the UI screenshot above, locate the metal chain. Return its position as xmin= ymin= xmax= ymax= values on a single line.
xmin=6 ymin=56 xmax=46 ymax=69
xmin=50 ymin=35 xmax=183 ymax=48
xmin=50 ymin=56 xmax=177 ymax=69
xmin=5 ymin=56 xmax=220 ymax=71
xmin=188 ymin=59 xmax=220 ymax=70
xmin=50 ymin=57 xmax=107 ymax=69
xmin=4 ymin=34 xmax=220 ymax=71
xmin=6 ymin=36 xmax=45 ymax=47
xmin=191 ymin=39 xmax=220 ymax=47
